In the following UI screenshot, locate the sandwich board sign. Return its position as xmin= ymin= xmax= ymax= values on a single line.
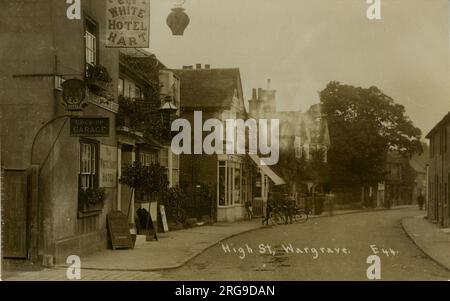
xmin=159 ymin=205 xmax=169 ymax=233
xmin=107 ymin=211 xmax=133 ymax=250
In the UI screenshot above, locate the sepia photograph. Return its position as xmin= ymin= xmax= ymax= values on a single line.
xmin=1 ymin=0 xmax=450 ymax=286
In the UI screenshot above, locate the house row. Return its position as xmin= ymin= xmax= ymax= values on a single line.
xmin=0 ymin=1 xmax=182 ymax=264
xmin=426 ymin=112 xmax=450 ymax=228
xmin=0 ymin=0 xmax=330 ymax=264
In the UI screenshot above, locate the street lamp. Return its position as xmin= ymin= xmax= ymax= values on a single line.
xmin=159 ymin=96 xmax=178 ymax=139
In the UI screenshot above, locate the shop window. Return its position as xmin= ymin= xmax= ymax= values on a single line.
xmin=255 ymin=172 xmax=262 ymax=198
xmin=219 ymin=161 xmax=226 ymax=206
xmin=234 ymin=167 xmax=241 ymax=204
xmin=227 ymin=165 xmax=233 ymax=205
xmin=79 ymin=141 xmax=98 ymax=189
xmin=85 ymin=18 xmax=98 ymax=67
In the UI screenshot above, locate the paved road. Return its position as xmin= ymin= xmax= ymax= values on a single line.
xmin=159 ymin=208 xmax=450 ymax=281
xmin=3 ymin=208 xmax=450 ymax=281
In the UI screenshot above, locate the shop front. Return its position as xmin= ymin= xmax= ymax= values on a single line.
xmin=217 ymin=155 xmax=252 ymax=222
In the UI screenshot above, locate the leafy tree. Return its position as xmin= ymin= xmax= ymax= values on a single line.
xmin=319 ymin=81 xmax=422 ymax=189
xmin=120 ymin=162 xmax=169 ymax=218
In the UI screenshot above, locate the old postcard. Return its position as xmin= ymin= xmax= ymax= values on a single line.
xmin=1 ymin=0 xmax=450 ymax=286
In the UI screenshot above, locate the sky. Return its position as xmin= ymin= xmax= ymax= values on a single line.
xmin=147 ymin=0 xmax=450 ymax=136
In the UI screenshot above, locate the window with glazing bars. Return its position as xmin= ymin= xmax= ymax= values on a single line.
xmin=85 ymin=18 xmax=97 ymax=66
xmin=80 ymin=142 xmax=97 ymax=189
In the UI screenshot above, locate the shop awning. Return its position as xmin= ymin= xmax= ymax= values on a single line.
xmin=249 ymin=154 xmax=286 ymax=186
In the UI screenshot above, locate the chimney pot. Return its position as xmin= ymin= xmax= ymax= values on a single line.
xmin=196 ymin=64 xmax=202 ymax=69
xmin=205 ymin=64 xmax=211 ymax=69
xmin=267 ymin=78 xmax=272 ymax=90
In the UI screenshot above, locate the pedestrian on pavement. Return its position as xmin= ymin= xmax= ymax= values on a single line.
xmin=283 ymin=194 xmax=295 ymax=224
xmin=245 ymin=200 xmax=253 ymax=220
xmin=328 ymin=193 xmax=335 ymax=217
xmin=417 ymin=194 xmax=425 ymax=210
xmin=262 ymin=193 xmax=274 ymax=226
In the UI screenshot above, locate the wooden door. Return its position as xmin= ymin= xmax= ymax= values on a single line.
xmin=2 ymin=170 xmax=28 ymax=258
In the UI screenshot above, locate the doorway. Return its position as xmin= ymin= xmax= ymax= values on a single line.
xmin=2 ymin=170 xmax=28 ymax=259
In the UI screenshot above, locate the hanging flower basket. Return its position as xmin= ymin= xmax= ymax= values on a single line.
xmin=85 ymin=64 xmax=113 ymax=93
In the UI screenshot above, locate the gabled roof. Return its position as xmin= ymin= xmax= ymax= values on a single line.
xmin=172 ymin=68 xmax=244 ymax=109
xmin=426 ymin=111 xmax=450 ymax=139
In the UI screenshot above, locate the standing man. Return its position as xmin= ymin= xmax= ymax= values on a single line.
xmin=245 ymin=200 xmax=253 ymax=220
xmin=417 ymin=193 xmax=425 ymax=210
xmin=284 ymin=194 xmax=295 ymax=224
xmin=262 ymin=193 xmax=274 ymax=226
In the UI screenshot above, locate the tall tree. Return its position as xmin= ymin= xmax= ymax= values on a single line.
xmin=319 ymin=81 xmax=422 ymax=188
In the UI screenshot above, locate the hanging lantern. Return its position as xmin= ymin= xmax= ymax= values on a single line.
xmin=166 ymin=6 xmax=190 ymax=36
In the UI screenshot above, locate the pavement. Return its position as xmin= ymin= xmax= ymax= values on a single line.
xmin=2 ymin=205 xmax=419 ymax=280
xmin=402 ymin=214 xmax=450 ymax=271
xmin=56 ymin=205 xmax=413 ymax=272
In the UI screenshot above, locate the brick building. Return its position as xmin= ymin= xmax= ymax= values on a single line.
xmin=1 ymin=1 xmax=120 ymax=263
xmin=0 ymin=1 xmax=173 ymax=264
xmin=174 ymin=65 xmax=285 ymax=222
xmin=426 ymin=112 xmax=450 ymax=228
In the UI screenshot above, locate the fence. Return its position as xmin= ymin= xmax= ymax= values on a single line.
xmin=297 ymin=195 xmax=329 ymax=215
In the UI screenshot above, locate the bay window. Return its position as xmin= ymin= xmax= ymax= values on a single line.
xmin=218 ymin=160 xmax=246 ymax=206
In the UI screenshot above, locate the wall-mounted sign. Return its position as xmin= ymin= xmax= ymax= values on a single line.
xmin=62 ymin=79 xmax=87 ymax=111
xmin=100 ymin=145 xmax=117 ymax=188
xmin=70 ymin=117 xmax=110 ymax=137
xmin=106 ymin=0 xmax=150 ymax=48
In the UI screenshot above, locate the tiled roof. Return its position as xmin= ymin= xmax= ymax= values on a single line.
xmin=172 ymin=68 xmax=242 ymax=109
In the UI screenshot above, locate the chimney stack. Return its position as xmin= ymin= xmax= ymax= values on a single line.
xmin=196 ymin=64 xmax=202 ymax=69
xmin=258 ymin=88 xmax=264 ymax=100
xmin=205 ymin=64 xmax=211 ymax=69
xmin=182 ymin=65 xmax=193 ymax=69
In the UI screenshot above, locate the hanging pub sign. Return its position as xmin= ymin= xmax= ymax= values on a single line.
xmin=106 ymin=0 xmax=150 ymax=48
xmin=61 ymin=79 xmax=87 ymax=111
xmin=70 ymin=117 xmax=110 ymax=137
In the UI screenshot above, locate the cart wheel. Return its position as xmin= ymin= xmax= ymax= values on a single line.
xmin=294 ymin=212 xmax=308 ymax=223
